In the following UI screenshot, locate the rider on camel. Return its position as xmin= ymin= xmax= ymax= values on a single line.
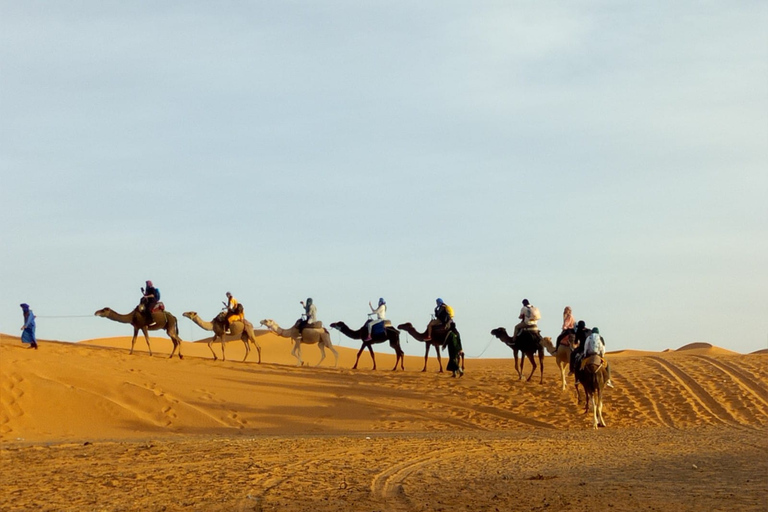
xmin=364 ymin=298 xmax=387 ymax=342
xmin=425 ymin=298 xmax=454 ymax=341
xmin=299 ymin=297 xmax=318 ymax=331
xmin=140 ymin=280 xmax=159 ymax=324
xmin=224 ymin=292 xmax=244 ymax=331
xmin=582 ymin=327 xmax=614 ymax=388
xmin=556 ymin=306 xmax=575 ymax=347
xmin=512 ymin=299 xmax=539 ymax=342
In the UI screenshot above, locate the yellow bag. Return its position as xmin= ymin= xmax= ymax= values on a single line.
xmin=444 ymin=305 xmax=455 ymax=318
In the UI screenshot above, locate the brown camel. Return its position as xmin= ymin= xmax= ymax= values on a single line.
xmin=329 ymin=321 xmax=404 ymax=371
xmin=259 ymin=319 xmax=338 ymax=367
xmin=94 ymin=307 xmax=183 ymax=359
xmin=541 ymin=335 xmax=571 ymax=391
xmin=490 ymin=327 xmax=544 ymax=384
xmin=183 ymin=311 xmax=262 ymax=363
xmin=576 ymin=354 xmax=608 ymax=428
xmin=397 ymin=321 xmax=463 ymax=373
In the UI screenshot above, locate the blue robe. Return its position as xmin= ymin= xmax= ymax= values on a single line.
xmin=21 ymin=310 xmax=36 ymax=345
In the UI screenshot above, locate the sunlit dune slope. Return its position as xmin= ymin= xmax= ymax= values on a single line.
xmin=1 ymin=333 xmax=766 ymax=443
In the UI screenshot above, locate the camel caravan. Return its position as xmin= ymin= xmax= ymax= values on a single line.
xmin=95 ymin=287 xmax=612 ymax=427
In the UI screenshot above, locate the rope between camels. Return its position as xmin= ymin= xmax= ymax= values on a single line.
xmin=465 ymin=336 xmax=495 ymax=359
xmin=35 ymin=315 xmax=95 ymax=319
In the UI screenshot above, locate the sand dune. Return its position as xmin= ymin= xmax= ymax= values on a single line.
xmin=2 ymin=332 xmax=767 ymax=511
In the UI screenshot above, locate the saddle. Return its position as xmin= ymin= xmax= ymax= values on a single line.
xmin=296 ymin=318 xmax=324 ymax=331
xmin=580 ymin=354 xmax=605 ymax=371
xmin=366 ymin=319 xmax=392 ymax=336
xmin=139 ymin=302 xmax=164 ymax=314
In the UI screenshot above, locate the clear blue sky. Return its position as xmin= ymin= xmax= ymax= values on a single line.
xmin=2 ymin=2 xmax=766 ymax=357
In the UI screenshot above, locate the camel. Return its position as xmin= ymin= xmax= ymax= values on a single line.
xmin=576 ymin=354 xmax=608 ymax=429
xmin=259 ymin=319 xmax=338 ymax=367
xmin=183 ymin=311 xmax=262 ymax=363
xmin=329 ymin=321 xmax=404 ymax=371
xmin=542 ymin=335 xmax=572 ymax=391
xmin=94 ymin=307 xmax=183 ymax=359
xmin=397 ymin=321 xmax=464 ymax=373
xmin=490 ymin=327 xmax=545 ymax=384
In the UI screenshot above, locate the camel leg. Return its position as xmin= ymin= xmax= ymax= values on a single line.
xmin=293 ymin=339 xmax=303 ymax=366
xmin=436 ymin=346 xmax=444 ymax=373
xmin=241 ymin=337 xmax=250 ymax=362
xmin=559 ymin=365 xmax=567 ymax=391
xmin=207 ymin=338 xmax=218 ymax=361
xmin=422 ymin=344 xmax=430 ymax=372
xmin=168 ymin=332 xmax=183 ymax=360
xmin=393 ymin=348 xmax=404 ymax=371
xmin=526 ymin=354 xmax=536 ymax=382
xmin=574 ymin=377 xmax=581 ymax=403
xmin=329 ymin=344 xmax=339 ymax=368
xmin=316 ymin=344 xmax=326 ymax=367
xmin=538 ymin=350 xmax=544 ymax=384
xmin=368 ymin=345 xmax=377 ymax=371
xmin=514 ymin=352 xmax=522 ymax=380
xmin=253 ymin=341 xmax=262 ymax=363
xmin=596 ymin=395 xmax=605 ymax=428
xmin=141 ymin=327 xmax=153 ymax=356
xmin=221 ymin=338 xmax=227 ymax=361
xmin=130 ymin=327 xmax=139 ymax=355
xmin=352 ymin=345 xmax=365 ymax=370
xmin=592 ymin=392 xmax=599 ymax=429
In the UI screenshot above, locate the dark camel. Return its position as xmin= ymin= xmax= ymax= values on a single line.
xmin=397 ymin=321 xmax=462 ymax=373
xmin=490 ymin=327 xmax=544 ymax=384
xmin=575 ymin=354 xmax=608 ymax=428
xmin=183 ymin=311 xmax=262 ymax=363
xmin=94 ymin=307 xmax=183 ymax=358
xmin=329 ymin=321 xmax=404 ymax=371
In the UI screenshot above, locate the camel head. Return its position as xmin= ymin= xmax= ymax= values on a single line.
xmin=541 ymin=336 xmax=556 ymax=354
xmin=94 ymin=308 xmax=113 ymax=318
xmin=259 ymin=319 xmax=277 ymax=330
xmin=490 ymin=327 xmax=508 ymax=338
xmin=182 ymin=311 xmax=198 ymax=320
xmin=396 ymin=322 xmax=414 ymax=330
xmin=329 ymin=322 xmax=344 ymax=330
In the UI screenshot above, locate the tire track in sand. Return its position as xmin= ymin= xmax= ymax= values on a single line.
xmin=647 ymin=356 xmax=738 ymax=425
xmin=371 ymin=445 xmax=489 ymax=505
xmin=692 ymin=356 xmax=768 ymax=409
xmin=253 ymin=445 xmax=362 ymax=495
xmin=608 ymin=366 xmax=674 ymax=427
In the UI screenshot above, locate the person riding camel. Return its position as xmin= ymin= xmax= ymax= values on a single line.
xmin=569 ymin=320 xmax=590 ymax=374
xmin=512 ymin=299 xmax=540 ymax=342
xmin=299 ymin=298 xmax=318 ymax=331
xmin=140 ymin=280 xmax=159 ymax=324
xmin=224 ymin=292 xmax=244 ymax=331
xmin=364 ymin=298 xmax=387 ymax=342
xmin=556 ymin=306 xmax=575 ymax=347
xmin=425 ymin=298 xmax=454 ymax=341
xmin=582 ymin=327 xmax=614 ymax=388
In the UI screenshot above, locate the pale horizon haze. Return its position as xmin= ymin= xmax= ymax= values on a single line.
xmin=2 ymin=2 xmax=766 ymax=358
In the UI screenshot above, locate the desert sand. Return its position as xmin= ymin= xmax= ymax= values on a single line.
xmin=1 ymin=331 xmax=766 ymax=512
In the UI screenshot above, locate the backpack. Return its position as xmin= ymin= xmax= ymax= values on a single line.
xmin=444 ymin=304 xmax=454 ymax=319
xmin=527 ymin=305 xmax=541 ymax=321
xmin=154 ymin=288 xmax=161 ymax=301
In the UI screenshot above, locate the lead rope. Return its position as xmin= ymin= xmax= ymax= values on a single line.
xmin=465 ymin=336 xmax=495 ymax=359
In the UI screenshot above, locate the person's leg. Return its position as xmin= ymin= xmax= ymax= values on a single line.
xmin=605 ymin=361 xmax=614 ymax=387
xmin=512 ymin=321 xmax=525 ymax=341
